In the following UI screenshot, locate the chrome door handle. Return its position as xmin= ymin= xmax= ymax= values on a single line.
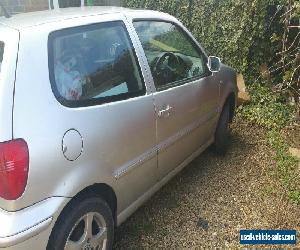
xmin=158 ymin=105 xmax=173 ymax=118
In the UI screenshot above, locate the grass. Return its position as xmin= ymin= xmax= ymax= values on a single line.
xmin=238 ymin=83 xmax=300 ymax=204
xmin=267 ymin=130 xmax=299 ymax=204
xmin=128 ymin=218 xmax=155 ymax=236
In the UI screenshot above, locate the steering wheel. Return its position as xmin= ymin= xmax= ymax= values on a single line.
xmin=152 ymin=52 xmax=180 ymax=85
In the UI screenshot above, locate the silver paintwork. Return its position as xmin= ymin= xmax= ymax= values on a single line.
xmin=0 ymin=197 xmax=69 ymax=247
xmin=117 ymin=137 xmax=214 ymax=226
xmin=0 ymin=7 xmax=237 ymax=249
xmin=0 ymin=218 xmax=52 ymax=248
xmin=0 ymin=25 xmax=19 ymax=142
xmin=62 ymin=129 xmax=83 ymax=161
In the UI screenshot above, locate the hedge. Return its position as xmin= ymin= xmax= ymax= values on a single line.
xmin=124 ymin=0 xmax=280 ymax=82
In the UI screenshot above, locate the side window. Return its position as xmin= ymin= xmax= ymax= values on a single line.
xmin=55 ymin=0 xmax=117 ymax=7
xmin=133 ymin=21 xmax=209 ymax=91
xmin=49 ymin=21 xmax=145 ymax=107
xmin=58 ymin=0 xmax=81 ymax=8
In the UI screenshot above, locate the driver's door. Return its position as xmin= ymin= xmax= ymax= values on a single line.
xmin=133 ymin=20 xmax=220 ymax=178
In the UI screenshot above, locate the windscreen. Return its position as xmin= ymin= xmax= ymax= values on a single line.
xmin=0 ymin=42 xmax=4 ymax=72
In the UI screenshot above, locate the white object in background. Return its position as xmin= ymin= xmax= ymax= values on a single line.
xmin=49 ymin=0 xmax=85 ymax=9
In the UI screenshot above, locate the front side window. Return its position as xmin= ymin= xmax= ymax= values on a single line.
xmin=0 ymin=42 xmax=4 ymax=73
xmin=49 ymin=21 xmax=145 ymax=107
xmin=84 ymin=0 xmax=108 ymax=5
xmin=133 ymin=21 xmax=209 ymax=91
xmin=58 ymin=0 xmax=81 ymax=8
xmin=53 ymin=0 xmax=118 ymax=8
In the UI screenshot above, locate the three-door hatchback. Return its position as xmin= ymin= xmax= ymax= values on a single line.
xmin=0 ymin=7 xmax=237 ymax=250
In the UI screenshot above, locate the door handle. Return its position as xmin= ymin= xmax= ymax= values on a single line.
xmin=158 ymin=105 xmax=173 ymax=118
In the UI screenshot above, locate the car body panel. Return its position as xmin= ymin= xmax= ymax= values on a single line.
xmin=0 ymin=25 xmax=19 ymax=142
xmin=219 ymin=64 xmax=238 ymax=108
xmin=126 ymin=14 xmax=224 ymax=179
xmin=153 ymin=76 xmax=219 ymax=178
xmin=117 ymin=136 xmax=213 ymax=226
xmin=0 ymin=197 xmax=69 ymax=248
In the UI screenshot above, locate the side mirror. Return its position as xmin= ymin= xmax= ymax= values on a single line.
xmin=208 ymin=56 xmax=221 ymax=73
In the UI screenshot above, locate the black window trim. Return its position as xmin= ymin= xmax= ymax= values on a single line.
xmin=48 ymin=20 xmax=146 ymax=108
xmin=0 ymin=41 xmax=4 ymax=64
xmin=132 ymin=18 xmax=212 ymax=92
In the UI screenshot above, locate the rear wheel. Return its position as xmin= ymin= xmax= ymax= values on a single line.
xmin=213 ymin=101 xmax=230 ymax=155
xmin=47 ymin=196 xmax=114 ymax=250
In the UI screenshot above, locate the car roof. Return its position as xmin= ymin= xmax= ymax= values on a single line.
xmin=0 ymin=6 xmax=170 ymax=30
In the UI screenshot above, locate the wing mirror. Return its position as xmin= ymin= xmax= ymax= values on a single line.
xmin=208 ymin=56 xmax=221 ymax=73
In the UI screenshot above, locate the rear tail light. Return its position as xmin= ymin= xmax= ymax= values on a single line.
xmin=0 ymin=139 xmax=29 ymax=200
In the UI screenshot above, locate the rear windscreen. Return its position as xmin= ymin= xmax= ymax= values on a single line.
xmin=0 ymin=42 xmax=4 ymax=72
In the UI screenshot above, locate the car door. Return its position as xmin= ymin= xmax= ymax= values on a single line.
xmin=133 ymin=20 xmax=220 ymax=178
xmin=43 ymin=17 xmax=158 ymax=213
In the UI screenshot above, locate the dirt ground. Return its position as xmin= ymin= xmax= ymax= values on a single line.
xmin=114 ymin=118 xmax=300 ymax=249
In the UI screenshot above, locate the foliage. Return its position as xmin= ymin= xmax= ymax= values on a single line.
xmin=267 ymin=0 xmax=300 ymax=117
xmin=124 ymin=0 xmax=273 ymax=80
xmin=237 ymin=84 xmax=294 ymax=129
xmin=237 ymin=84 xmax=299 ymax=204
xmin=124 ymin=0 xmax=300 ymax=116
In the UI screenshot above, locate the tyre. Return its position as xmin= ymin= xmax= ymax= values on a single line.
xmin=213 ymin=101 xmax=230 ymax=155
xmin=47 ymin=196 xmax=114 ymax=250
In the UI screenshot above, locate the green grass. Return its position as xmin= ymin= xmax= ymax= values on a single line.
xmin=238 ymin=83 xmax=299 ymax=204
xmin=267 ymin=130 xmax=299 ymax=204
xmin=129 ymin=218 xmax=155 ymax=236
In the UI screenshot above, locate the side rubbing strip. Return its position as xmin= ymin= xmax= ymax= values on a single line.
xmin=113 ymin=147 xmax=157 ymax=179
xmin=114 ymin=109 xmax=217 ymax=179
xmin=157 ymin=110 xmax=216 ymax=153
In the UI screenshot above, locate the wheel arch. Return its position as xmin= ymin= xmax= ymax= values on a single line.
xmin=53 ymin=183 xmax=117 ymax=228
xmin=73 ymin=183 xmax=117 ymax=224
xmin=226 ymin=92 xmax=236 ymax=123
xmin=47 ymin=183 xmax=117 ymax=250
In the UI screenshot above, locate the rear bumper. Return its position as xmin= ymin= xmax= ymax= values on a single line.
xmin=0 ymin=197 xmax=70 ymax=248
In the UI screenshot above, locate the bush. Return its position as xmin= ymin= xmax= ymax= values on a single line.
xmin=238 ymin=84 xmax=299 ymax=204
xmin=237 ymin=84 xmax=294 ymax=129
xmin=124 ymin=0 xmax=299 ymax=115
xmin=124 ymin=0 xmax=275 ymax=82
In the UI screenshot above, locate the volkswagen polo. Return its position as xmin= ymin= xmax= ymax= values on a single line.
xmin=0 ymin=6 xmax=237 ymax=249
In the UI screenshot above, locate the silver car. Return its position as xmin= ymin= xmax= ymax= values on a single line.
xmin=0 ymin=7 xmax=237 ymax=250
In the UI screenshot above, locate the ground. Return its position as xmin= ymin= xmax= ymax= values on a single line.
xmin=114 ymin=117 xmax=300 ymax=249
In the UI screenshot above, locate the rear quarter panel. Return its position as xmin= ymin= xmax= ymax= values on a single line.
xmin=0 ymin=25 xmax=20 ymax=210
xmin=9 ymin=16 xmax=119 ymax=212
xmin=0 ymin=25 xmax=19 ymax=142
